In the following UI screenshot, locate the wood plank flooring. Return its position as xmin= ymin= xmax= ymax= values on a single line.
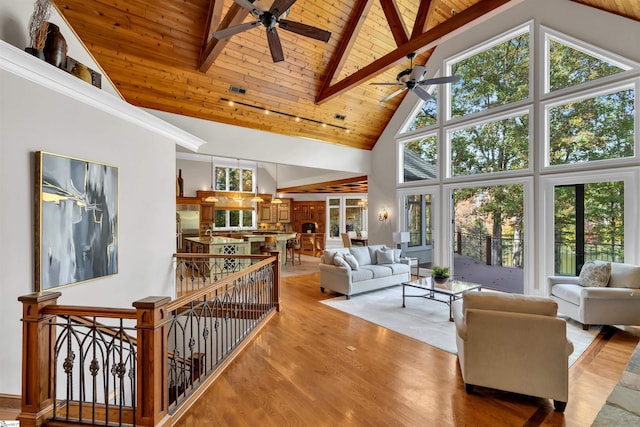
xmin=173 ymin=271 xmax=640 ymax=427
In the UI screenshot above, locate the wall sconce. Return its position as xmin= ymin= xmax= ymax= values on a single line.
xmin=378 ymin=208 xmax=388 ymax=222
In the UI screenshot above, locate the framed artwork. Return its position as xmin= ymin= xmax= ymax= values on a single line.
xmin=35 ymin=152 xmax=119 ymax=291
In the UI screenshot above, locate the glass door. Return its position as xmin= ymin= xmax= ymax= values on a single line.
xmin=452 ymin=183 xmax=525 ymax=294
xmin=326 ymin=195 xmax=368 ymax=247
xmin=398 ymin=187 xmax=438 ymax=275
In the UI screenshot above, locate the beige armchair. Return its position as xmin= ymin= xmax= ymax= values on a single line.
xmin=452 ymin=292 xmax=573 ymax=412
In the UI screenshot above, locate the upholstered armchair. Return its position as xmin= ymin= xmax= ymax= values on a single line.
xmin=452 ymin=292 xmax=573 ymax=412
xmin=547 ymin=261 xmax=640 ymax=329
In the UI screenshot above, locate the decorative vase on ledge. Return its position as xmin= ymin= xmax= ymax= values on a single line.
xmin=43 ymin=22 xmax=67 ymax=68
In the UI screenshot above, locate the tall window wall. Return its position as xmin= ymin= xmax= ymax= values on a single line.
xmin=395 ymin=21 xmax=639 ymax=294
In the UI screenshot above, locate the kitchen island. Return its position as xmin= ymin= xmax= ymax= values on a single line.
xmin=186 ymin=233 xmax=296 ymax=265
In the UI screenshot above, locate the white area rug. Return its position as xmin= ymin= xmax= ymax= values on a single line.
xmin=321 ymin=285 xmax=600 ymax=366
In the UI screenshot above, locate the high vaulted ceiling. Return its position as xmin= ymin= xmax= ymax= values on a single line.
xmin=54 ymin=0 xmax=639 ymax=153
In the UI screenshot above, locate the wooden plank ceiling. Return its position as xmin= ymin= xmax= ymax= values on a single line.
xmin=53 ymin=0 xmax=638 ymax=192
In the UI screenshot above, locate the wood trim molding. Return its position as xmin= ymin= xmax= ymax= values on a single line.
xmin=0 ymin=41 xmax=206 ymax=151
xmin=0 ymin=393 xmax=21 ymax=410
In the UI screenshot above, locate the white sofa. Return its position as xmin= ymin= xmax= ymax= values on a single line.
xmin=319 ymin=245 xmax=410 ymax=299
xmin=452 ymin=292 xmax=573 ymax=412
xmin=547 ymin=261 xmax=640 ymax=329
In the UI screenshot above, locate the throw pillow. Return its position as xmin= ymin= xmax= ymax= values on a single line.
xmin=578 ymin=261 xmax=611 ymax=287
xmin=332 ymin=252 xmax=351 ymax=270
xmin=343 ymin=253 xmax=360 ymax=270
xmin=376 ymin=249 xmax=395 ymax=264
xmin=382 ymin=246 xmax=402 ymax=262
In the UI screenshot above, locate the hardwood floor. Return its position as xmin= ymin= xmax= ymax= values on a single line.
xmin=175 ymin=272 xmax=639 ymax=427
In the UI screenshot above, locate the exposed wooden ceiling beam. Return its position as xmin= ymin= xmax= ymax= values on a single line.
xmin=319 ymin=0 xmax=376 ymax=93
xmin=199 ymin=2 xmax=250 ymax=72
xmin=411 ymin=0 xmax=434 ymax=39
xmin=316 ymin=0 xmax=513 ymax=104
xmin=202 ymin=0 xmax=224 ymax=46
xmin=379 ymin=0 xmax=409 ymax=46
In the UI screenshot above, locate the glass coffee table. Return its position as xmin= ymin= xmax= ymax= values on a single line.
xmin=402 ymin=277 xmax=482 ymax=321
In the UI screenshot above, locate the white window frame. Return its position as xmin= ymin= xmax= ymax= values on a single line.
xmin=539 ymin=167 xmax=640 ymax=287
xmin=541 ymin=79 xmax=639 ymax=171
xmin=444 ymin=21 xmax=533 ymax=124
xmin=444 ymin=106 xmax=534 ymax=180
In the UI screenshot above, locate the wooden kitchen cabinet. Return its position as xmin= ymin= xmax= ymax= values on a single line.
xmin=277 ymin=199 xmax=291 ymax=223
xmin=292 ymin=201 xmax=326 ymax=233
xmin=259 ymin=197 xmax=291 ymax=223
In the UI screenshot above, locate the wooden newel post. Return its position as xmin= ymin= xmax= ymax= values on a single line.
xmin=272 ymin=250 xmax=281 ymax=312
xmin=133 ymin=296 xmax=171 ymax=427
xmin=17 ymin=291 xmax=62 ymax=427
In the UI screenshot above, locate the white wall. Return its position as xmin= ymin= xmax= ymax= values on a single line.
xmin=154 ymin=109 xmax=372 ymax=175
xmin=0 ymin=57 xmax=177 ymax=395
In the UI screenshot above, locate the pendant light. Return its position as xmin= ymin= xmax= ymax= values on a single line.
xmin=205 ymin=156 xmax=218 ymax=203
xmin=271 ymin=163 xmax=282 ymax=204
xmin=251 ymin=161 xmax=264 ymax=203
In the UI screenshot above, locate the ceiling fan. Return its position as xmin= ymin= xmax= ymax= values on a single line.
xmin=370 ymin=53 xmax=461 ymax=102
xmin=212 ymin=0 xmax=331 ymax=63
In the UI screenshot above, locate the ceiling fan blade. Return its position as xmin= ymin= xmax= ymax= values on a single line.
xmin=417 ymin=75 xmax=461 ymax=86
xmin=413 ymin=86 xmax=434 ymax=102
xmin=269 ymin=0 xmax=297 ymax=18
xmin=369 ymin=82 xmax=403 ymax=86
xmin=266 ymin=28 xmax=285 ymax=62
xmin=233 ymin=0 xmax=263 ymax=16
xmin=409 ymin=65 xmax=426 ymax=81
xmin=279 ymin=20 xmax=331 ymax=42
xmin=381 ymin=87 xmax=407 ymax=102
xmin=213 ymin=21 xmax=260 ymax=39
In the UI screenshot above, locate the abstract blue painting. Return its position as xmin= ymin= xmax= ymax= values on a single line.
xmin=36 ymin=152 xmax=118 ymax=291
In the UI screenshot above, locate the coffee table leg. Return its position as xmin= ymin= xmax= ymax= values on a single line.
xmin=402 ymin=284 xmax=406 ymax=308
xmin=449 ymin=295 xmax=454 ymax=321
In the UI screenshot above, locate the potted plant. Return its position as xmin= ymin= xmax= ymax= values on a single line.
xmin=431 ymin=266 xmax=450 ymax=284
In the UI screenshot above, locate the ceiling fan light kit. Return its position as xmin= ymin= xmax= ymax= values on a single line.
xmin=370 ymin=53 xmax=461 ymax=103
xmin=213 ymin=0 xmax=331 ymax=63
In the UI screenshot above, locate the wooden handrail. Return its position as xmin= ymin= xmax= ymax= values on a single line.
xmin=43 ymin=305 xmax=137 ymax=319
xmin=169 ymin=256 xmax=275 ymax=312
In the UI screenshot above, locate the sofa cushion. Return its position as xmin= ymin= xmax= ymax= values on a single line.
xmin=463 ymin=292 xmax=558 ymax=317
xmin=350 ymin=268 xmax=374 ymax=282
xmin=609 ymin=263 xmax=640 ymax=289
xmin=578 ymin=261 xmax=611 ymax=287
xmin=376 ymin=249 xmax=395 ymax=265
xmin=550 ymin=284 xmax=581 ymax=305
xmin=360 ymin=265 xmax=393 ymax=279
xmin=343 ymin=253 xmax=360 ymax=270
xmin=350 ymin=246 xmax=372 ymax=266
xmin=332 ymin=253 xmax=351 ymax=270
xmin=387 ymin=263 xmax=411 ymax=275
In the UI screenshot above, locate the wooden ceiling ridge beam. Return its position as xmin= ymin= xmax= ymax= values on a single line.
xmin=317 ymin=0 xmax=376 ymax=97
xmin=379 ymin=0 xmax=409 ymax=46
xmin=198 ymin=2 xmax=250 ymax=72
xmin=316 ymin=0 xmax=513 ymax=104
